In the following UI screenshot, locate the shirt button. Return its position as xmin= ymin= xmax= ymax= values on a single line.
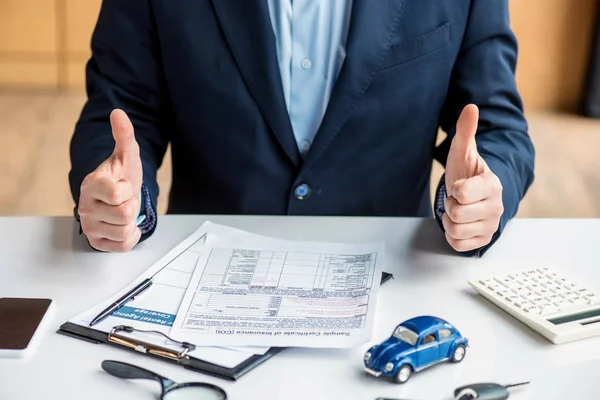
xmin=301 ymin=58 xmax=312 ymax=70
xmin=294 ymin=183 xmax=311 ymax=200
xmin=300 ymin=140 xmax=311 ymax=153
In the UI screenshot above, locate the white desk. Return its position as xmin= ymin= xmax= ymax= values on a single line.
xmin=1 ymin=216 xmax=599 ymax=400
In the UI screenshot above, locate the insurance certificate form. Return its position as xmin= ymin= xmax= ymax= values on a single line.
xmin=170 ymin=228 xmax=385 ymax=348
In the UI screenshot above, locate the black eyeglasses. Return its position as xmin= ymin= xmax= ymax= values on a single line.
xmin=101 ymin=360 xmax=228 ymax=400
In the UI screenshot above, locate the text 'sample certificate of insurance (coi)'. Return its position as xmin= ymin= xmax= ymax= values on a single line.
xmin=170 ymin=230 xmax=385 ymax=348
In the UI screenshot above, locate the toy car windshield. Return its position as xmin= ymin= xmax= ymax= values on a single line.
xmin=392 ymin=326 xmax=418 ymax=346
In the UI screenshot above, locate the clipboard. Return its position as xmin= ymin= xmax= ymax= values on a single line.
xmin=57 ymin=321 xmax=283 ymax=381
xmin=56 ymin=271 xmax=393 ymax=381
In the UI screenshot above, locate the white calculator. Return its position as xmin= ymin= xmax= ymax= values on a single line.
xmin=468 ymin=267 xmax=600 ymax=344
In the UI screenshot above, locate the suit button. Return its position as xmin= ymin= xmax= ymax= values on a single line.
xmin=294 ymin=184 xmax=311 ymax=200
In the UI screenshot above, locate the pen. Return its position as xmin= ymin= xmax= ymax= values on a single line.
xmin=89 ymin=278 xmax=153 ymax=327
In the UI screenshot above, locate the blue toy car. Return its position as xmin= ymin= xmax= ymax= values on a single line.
xmin=363 ymin=316 xmax=468 ymax=384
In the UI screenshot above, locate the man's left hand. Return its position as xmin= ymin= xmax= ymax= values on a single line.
xmin=443 ymin=104 xmax=504 ymax=252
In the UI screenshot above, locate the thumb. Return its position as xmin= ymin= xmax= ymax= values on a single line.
xmin=110 ymin=109 xmax=139 ymax=161
xmin=454 ymin=104 xmax=479 ymax=154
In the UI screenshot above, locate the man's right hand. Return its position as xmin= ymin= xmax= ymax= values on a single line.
xmin=78 ymin=109 xmax=143 ymax=252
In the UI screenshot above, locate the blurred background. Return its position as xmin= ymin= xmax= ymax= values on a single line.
xmin=1 ymin=0 xmax=599 ymax=217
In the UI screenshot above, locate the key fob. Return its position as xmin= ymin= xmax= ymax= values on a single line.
xmin=454 ymin=383 xmax=510 ymax=400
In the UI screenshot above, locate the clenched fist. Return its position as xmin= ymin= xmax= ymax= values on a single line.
xmin=78 ymin=110 xmax=143 ymax=252
xmin=443 ymin=104 xmax=504 ymax=252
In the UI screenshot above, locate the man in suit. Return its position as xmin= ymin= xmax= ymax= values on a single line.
xmin=69 ymin=0 xmax=535 ymax=255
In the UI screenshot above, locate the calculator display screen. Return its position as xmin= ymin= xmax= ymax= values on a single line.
xmin=548 ymin=308 xmax=600 ymax=325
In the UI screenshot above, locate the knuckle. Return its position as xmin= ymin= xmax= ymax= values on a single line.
xmin=492 ymin=202 xmax=504 ymax=216
xmin=454 ymin=187 xmax=469 ymax=203
xmin=116 ymin=203 xmax=135 ymax=222
xmin=77 ymin=205 xmax=90 ymax=219
xmin=81 ymin=220 xmax=99 ymax=237
xmin=447 ymin=205 xmax=461 ymax=222
xmin=88 ymin=238 xmax=104 ymax=251
xmin=483 ymin=234 xmax=494 ymax=245
xmin=81 ymin=172 xmax=97 ymax=189
xmin=108 ymin=190 xmax=123 ymax=205
xmin=80 ymin=220 xmax=92 ymax=235
xmin=113 ymin=242 xmax=127 ymax=252
xmin=115 ymin=225 xmax=132 ymax=240
xmin=446 ymin=222 xmax=462 ymax=239
xmin=447 ymin=237 xmax=463 ymax=251
xmin=114 ymin=240 xmax=134 ymax=253
xmin=492 ymin=181 xmax=503 ymax=196
xmin=455 ymin=240 xmax=472 ymax=252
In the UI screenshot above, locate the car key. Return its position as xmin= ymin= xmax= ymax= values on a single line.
xmin=453 ymin=381 xmax=530 ymax=400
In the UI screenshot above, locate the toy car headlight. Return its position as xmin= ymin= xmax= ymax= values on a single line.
xmin=385 ymin=362 xmax=394 ymax=372
xmin=364 ymin=352 xmax=371 ymax=361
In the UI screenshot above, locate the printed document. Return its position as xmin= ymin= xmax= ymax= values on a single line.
xmin=170 ymin=226 xmax=385 ymax=348
xmin=67 ymin=222 xmax=272 ymax=368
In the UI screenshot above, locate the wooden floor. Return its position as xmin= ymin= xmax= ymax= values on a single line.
xmin=1 ymin=91 xmax=599 ymax=218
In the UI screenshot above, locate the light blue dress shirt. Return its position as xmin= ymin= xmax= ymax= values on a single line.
xmin=267 ymin=0 xmax=353 ymax=156
xmin=136 ymin=1 xmax=449 ymax=242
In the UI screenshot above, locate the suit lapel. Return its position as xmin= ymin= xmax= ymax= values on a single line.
xmin=210 ymin=0 xmax=301 ymax=166
xmin=302 ymin=0 xmax=409 ymax=170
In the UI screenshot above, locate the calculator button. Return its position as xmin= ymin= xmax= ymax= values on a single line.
xmin=531 ymin=297 xmax=545 ymax=305
xmin=540 ymin=305 xmax=560 ymax=315
xmin=545 ymin=294 xmax=561 ymax=302
xmin=506 ymin=282 xmax=521 ymax=290
xmin=536 ymin=267 xmax=550 ymax=273
xmin=539 ymin=301 xmax=554 ymax=309
xmin=549 ymin=285 xmax=563 ymax=293
xmin=494 ymin=277 xmax=512 ymax=286
xmin=567 ymin=296 xmax=587 ymax=306
xmin=522 ymin=305 xmax=541 ymax=314
xmin=564 ymin=282 xmax=580 ymax=291
xmin=532 ymin=274 xmax=547 ymax=282
xmin=583 ymin=292 xmax=597 ymax=300
xmin=545 ymin=273 xmax=559 ymax=280
xmin=520 ymin=292 xmax=535 ymax=300
xmin=502 ymin=279 xmax=520 ymax=289
xmin=586 ymin=297 xmax=600 ymax=305
xmin=505 ymin=294 xmax=520 ymax=302
xmin=575 ymin=287 xmax=590 ymax=295
xmin=508 ymin=272 xmax=523 ymax=280
xmin=534 ymin=288 xmax=550 ymax=297
xmin=553 ymin=297 xmax=569 ymax=307
xmin=513 ymin=300 xmax=524 ymax=307
xmin=526 ymin=283 xmax=540 ymax=291
xmin=526 ymin=270 xmax=538 ymax=276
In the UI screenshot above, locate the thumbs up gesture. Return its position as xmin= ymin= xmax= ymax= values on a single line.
xmin=78 ymin=110 xmax=143 ymax=252
xmin=443 ymin=104 xmax=504 ymax=252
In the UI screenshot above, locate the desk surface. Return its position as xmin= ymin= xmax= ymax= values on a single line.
xmin=1 ymin=216 xmax=599 ymax=400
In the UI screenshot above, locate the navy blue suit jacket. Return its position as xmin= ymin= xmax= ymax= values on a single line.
xmin=69 ymin=0 xmax=535 ymax=254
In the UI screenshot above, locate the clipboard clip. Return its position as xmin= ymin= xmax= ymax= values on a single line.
xmin=108 ymin=325 xmax=197 ymax=361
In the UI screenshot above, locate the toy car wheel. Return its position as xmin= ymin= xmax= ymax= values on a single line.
xmin=394 ymin=364 xmax=412 ymax=384
xmin=451 ymin=344 xmax=466 ymax=363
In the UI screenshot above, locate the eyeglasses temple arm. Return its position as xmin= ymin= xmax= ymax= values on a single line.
xmin=101 ymin=360 xmax=168 ymax=388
